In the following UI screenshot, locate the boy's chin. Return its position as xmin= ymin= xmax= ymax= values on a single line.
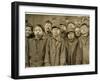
xmin=68 ymin=38 xmax=74 ymax=40
xmin=35 ymin=35 xmax=42 ymax=38
xmin=82 ymin=33 xmax=88 ymax=37
xmin=46 ymin=31 xmax=51 ymax=33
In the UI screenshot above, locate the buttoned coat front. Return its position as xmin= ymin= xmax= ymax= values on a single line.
xmin=29 ymin=37 xmax=46 ymax=67
xmin=44 ymin=37 xmax=67 ymax=66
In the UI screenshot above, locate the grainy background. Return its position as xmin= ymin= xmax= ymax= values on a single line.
xmin=26 ymin=14 xmax=89 ymax=28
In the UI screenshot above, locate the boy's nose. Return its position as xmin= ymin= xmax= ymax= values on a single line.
xmin=37 ymin=31 xmax=40 ymax=34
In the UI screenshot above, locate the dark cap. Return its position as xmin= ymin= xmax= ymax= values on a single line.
xmin=52 ymin=26 xmax=60 ymax=30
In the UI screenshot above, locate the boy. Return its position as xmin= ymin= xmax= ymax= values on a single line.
xmin=75 ymin=27 xmax=81 ymax=38
xmin=44 ymin=26 xmax=66 ymax=66
xmin=29 ymin=24 xmax=46 ymax=67
xmin=79 ymin=23 xmax=89 ymax=64
xmin=65 ymin=22 xmax=82 ymax=65
xmin=44 ymin=20 xmax=52 ymax=39
xmin=25 ymin=24 xmax=33 ymax=67
xmin=59 ymin=24 xmax=67 ymax=40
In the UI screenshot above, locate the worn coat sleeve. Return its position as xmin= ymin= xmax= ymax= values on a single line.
xmin=28 ymin=39 xmax=34 ymax=66
xmin=75 ymin=41 xmax=83 ymax=64
xmin=60 ymin=43 xmax=67 ymax=65
xmin=44 ymin=39 xmax=51 ymax=66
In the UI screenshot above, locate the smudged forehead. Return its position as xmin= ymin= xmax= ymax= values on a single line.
xmin=75 ymin=28 xmax=80 ymax=31
xmin=80 ymin=24 xmax=89 ymax=30
xmin=44 ymin=23 xmax=52 ymax=28
xmin=67 ymin=23 xmax=75 ymax=28
xmin=34 ymin=26 xmax=42 ymax=31
xmin=25 ymin=27 xmax=31 ymax=31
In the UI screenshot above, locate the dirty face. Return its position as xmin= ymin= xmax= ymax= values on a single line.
xmin=80 ymin=25 xmax=89 ymax=37
xmin=60 ymin=25 xmax=67 ymax=32
xmin=44 ymin=23 xmax=52 ymax=33
xmin=68 ymin=23 xmax=76 ymax=29
xmin=25 ymin=26 xmax=32 ymax=37
xmin=68 ymin=32 xmax=75 ymax=40
xmin=52 ymin=28 xmax=60 ymax=37
xmin=34 ymin=26 xmax=43 ymax=38
xmin=75 ymin=27 xmax=81 ymax=37
xmin=65 ymin=19 xmax=69 ymax=25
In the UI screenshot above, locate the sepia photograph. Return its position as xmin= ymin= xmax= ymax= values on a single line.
xmin=25 ymin=14 xmax=90 ymax=67
xmin=11 ymin=1 xmax=97 ymax=79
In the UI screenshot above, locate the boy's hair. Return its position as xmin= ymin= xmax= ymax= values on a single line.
xmin=34 ymin=24 xmax=45 ymax=32
xmin=26 ymin=24 xmax=33 ymax=31
xmin=65 ymin=17 xmax=69 ymax=20
xmin=52 ymin=26 xmax=60 ymax=30
xmin=80 ymin=23 xmax=88 ymax=28
xmin=45 ymin=20 xmax=52 ymax=25
xmin=66 ymin=22 xmax=76 ymax=27
xmin=60 ymin=24 xmax=66 ymax=27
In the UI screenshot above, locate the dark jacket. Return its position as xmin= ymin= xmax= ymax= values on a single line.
xmin=25 ymin=36 xmax=34 ymax=67
xmin=78 ymin=36 xmax=89 ymax=64
xmin=44 ymin=37 xmax=67 ymax=66
xmin=65 ymin=38 xmax=82 ymax=65
xmin=25 ymin=38 xmax=30 ymax=67
xmin=29 ymin=37 xmax=46 ymax=67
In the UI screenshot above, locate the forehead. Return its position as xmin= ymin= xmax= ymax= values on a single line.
xmin=34 ymin=26 xmax=42 ymax=30
xmin=26 ymin=26 xmax=31 ymax=29
xmin=75 ymin=28 xmax=80 ymax=31
xmin=45 ymin=22 xmax=51 ymax=25
xmin=68 ymin=32 xmax=75 ymax=34
xmin=61 ymin=25 xmax=66 ymax=27
xmin=68 ymin=23 xmax=75 ymax=26
xmin=52 ymin=28 xmax=60 ymax=31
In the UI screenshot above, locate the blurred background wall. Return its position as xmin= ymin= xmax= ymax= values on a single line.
xmin=25 ymin=14 xmax=89 ymax=29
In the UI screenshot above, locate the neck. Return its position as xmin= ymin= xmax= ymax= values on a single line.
xmin=81 ymin=35 xmax=88 ymax=39
xmin=35 ymin=35 xmax=42 ymax=40
xmin=68 ymin=38 xmax=75 ymax=42
xmin=53 ymin=35 xmax=61 ymax=40
xmin=46 ymin=31 xmax=51 ymax=34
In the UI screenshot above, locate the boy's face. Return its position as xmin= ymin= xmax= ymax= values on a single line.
xmin=75 ymin=28 xmax=81 ymax=37
xmin=52 ymin=28 xmax=60 ymax=37
xmin=25 ymin=26 xmax=32 ymax=37
xmin=60 ymin=25 xmax=67 ymax=32
xmin=44 ymin=23 xmax=52 ymax=33
xmin=34 ymin=26 xmax=43 ymax=38
xmin=65 ymin=19 xmax=69 ymax=25
xmin=68 ymin=23 xmax=75 ymax=29
xmin=80 ymin=25 xmax=89 ymax=36
xmin=68 ymin=32 xmax=75 ymax=40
